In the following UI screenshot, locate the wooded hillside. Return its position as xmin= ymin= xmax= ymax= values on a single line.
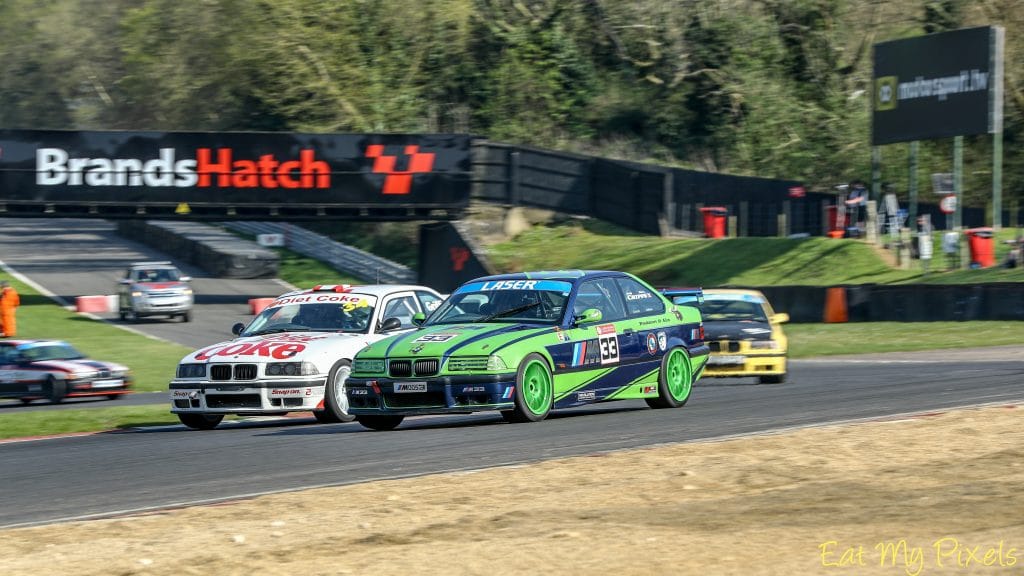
xmin=1 ymin=0 xmax=1021 ymax=208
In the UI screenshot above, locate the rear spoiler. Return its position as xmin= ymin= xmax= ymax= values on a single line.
xmin=658 ymin=287 xmax=704 ymax=306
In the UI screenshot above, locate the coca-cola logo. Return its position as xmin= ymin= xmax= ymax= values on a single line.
xmin=193 ymin=340 xmax=307 ymax=361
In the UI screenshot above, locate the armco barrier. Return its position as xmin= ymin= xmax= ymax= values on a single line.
xmin=744 ymin=284 xmax=1024 ymax=322
xmin=117 ymin=220 xmax=279 ymax=279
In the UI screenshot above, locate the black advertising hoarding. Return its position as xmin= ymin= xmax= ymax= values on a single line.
xmin=872 ymin=26 xmax=1004 ymax=145
xmin=0 ymin=130 xmax=472 ymax=219
xmin=418 ymin=222 xmax=494 ymax=293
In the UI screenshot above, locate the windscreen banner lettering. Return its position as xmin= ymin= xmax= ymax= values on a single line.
xmin=272 ymin=294 xmax=375 ymax=307
xmin=194 ymin=341 xmax=306 ymax=360
xmin=456 ymin=279 xmax=572 ymax=294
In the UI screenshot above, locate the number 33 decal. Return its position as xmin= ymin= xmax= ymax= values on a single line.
xmin=596 ymin=324 xmax=620 ymax=365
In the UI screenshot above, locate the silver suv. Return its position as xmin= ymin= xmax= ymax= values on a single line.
xmin=118 ymin=261 xmax=194 ymax=322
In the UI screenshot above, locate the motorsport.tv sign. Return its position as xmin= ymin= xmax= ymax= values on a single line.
xmin=0 ymin=130 xmax=472 ymax=219
xmin=872 ymin=26 xmax=1004 ymax=146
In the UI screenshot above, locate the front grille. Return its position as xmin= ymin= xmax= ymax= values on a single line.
xmin=383 ymin=391 xmax=447 ymax=409
xmin=205 ymin=394 xmax=260 ymax=409
xmin=234 ymin=364 xmax=257 ymax=380
xmin=210 ymin=365 xmax=232 ymax=381
xmin=414 ymin=359 xmax=439 ymax=376
xmin=173 ymin=399 xmax=190 ymax=409
xmin=447 ymin=357 xmax=489 ymax=371
xmin=389 ymin=360 xmax=412 ymax=378
xmin=98 ymin=370 xmax=111 ymax=378
xmin=727 ymin=341 xmax=740 ymax=352
xmin=708 ymin=342 xmax=721 ymax=352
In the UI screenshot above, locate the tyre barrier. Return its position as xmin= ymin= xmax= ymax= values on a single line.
xmin=249 ymin=298 xmax=275 ymax=315
xmin=75 ymin=295 xmax=117 ymax=313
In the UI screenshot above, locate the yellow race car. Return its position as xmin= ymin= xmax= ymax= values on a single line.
xmin=662 ymin=288 xmax=788 ymax=384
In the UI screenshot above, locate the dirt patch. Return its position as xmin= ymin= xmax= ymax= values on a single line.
xmin=2 ymin=405 xmax=1022 ymax=576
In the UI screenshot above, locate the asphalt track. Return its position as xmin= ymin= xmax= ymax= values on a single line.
xmin=0 ymin=218 xmax=1021 ymax=529
xmin=1 ymin=354 xmax=1022 ymax=528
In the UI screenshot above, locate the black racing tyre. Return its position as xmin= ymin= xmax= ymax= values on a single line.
xmin=316 ymin=360 xmax=356 ymax=423
xmin=19 ymin=398 xmax=33 ymax=405
xmin=178 ymin=413 xmax=224 ymax=430
xmin=507 ymin=353 xmax=553 ymax=423
xmin=645 ymin=347 xmax=693 ymax=409
xmin=312 ymin=410 xmax=336 ymax=423
xmin=47 ymin=376 xmax=66 ymax=404
xmin=118 ymin=308 xmax=127 ymax=321
xmin=180 ymin=311 xmax=192 ymax=322
xmin=759 ymin=373 xmax=786 ymax=384
xmin=106 ymin=394 xmax=122 ymax=401
xmin=356 ymin=415 xmax=404 ymax=431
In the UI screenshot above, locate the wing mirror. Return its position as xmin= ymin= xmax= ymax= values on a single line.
xmin=232 ymin=322 xmax=245 ymax=335
xmin=118 ymin=279 xmax=132 ymax=285
xmin=573 ymin=308 xmax=602 ymax=326
xmin=773 ymin=313 xmax=790 ymax=324
xmin=412 ymin=313 xmax=426 ymax=326
xmin=379 ymin=317 xmax=403 ymax=332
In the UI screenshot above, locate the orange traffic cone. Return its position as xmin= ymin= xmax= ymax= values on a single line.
xmin=823 ymin=287 xmax=848 ymax=323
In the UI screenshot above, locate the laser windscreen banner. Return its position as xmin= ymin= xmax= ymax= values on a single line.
xmin=0 ymin=130 xmax=473 ymax=219
xmin=872 ymin=26 xmax=1004 ymax=145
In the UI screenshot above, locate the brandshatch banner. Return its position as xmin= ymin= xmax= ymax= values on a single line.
xmin=0 ymin=130 xmax=473 ymax=219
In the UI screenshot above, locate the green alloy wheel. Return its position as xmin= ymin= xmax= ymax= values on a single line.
xmin=646 ymin=347 xmax=692 ymax=409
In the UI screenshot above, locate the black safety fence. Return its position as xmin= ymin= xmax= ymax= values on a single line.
xmin=753 ymin=283 xmax=1024 ymax=322
xmin=0 ymin=129 xmax=474 ymax=220
xmin=472 ymin=140 xmax=1024 ymax=236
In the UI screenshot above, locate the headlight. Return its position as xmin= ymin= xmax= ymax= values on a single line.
xmin=182 ymin=288 xmax=193 ymax=296
xmin=486 ymin=355 xmax=508 ymax=371
xmin=68 ymin=372 xmax=97 ymax=381
xmin=749 ymin=340 xmax=779 ymax=350
xmin=177 ymin=363 xmax=206 ymax=378
xmin=131 ymin=291 xmax=143 ymax=298
xmin=266 ymin=362 xmax=318 ymax=376
xmin=353 ymin=359 xmax=386 ymax=373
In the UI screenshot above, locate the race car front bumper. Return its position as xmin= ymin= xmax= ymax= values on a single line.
xmin=702 ymin=353 xmax=787 ymax=377
xmin=345 ymin=373 xmax=518 ymax=415
xmin=130 ymin=293 xmax=193 ymax=315
xmin=169 ymin=377 xmax=327 ymax=414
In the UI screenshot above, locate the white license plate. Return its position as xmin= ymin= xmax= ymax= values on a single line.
xmin=91 ymin=379 xmax=124 ymax=389
xmin=394 ymin=382 xmax=427 ymax=393
xmin=708 ymin=355 xmax=745 ymax=366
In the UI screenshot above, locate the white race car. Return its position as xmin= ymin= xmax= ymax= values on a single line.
xmin=169 ymin=283 xmax=444 ymax=429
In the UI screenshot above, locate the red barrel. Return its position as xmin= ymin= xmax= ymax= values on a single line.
xmin=700 ymin=206 xmax=728 ymax=238
xmin=964 ymin=228 xmax=995 ymax=268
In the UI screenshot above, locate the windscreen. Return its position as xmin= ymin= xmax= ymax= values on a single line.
xmin=426 ymin=279 xmax=572 ymax=325
xmin=699 ymin=294 xmax=769 ymax=323
xmin=243 ymin=293 xmax=378 ymax=335
xmin=18 ymin=343 xmax=85 ymax=362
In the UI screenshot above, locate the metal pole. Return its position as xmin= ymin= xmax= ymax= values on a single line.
xmin=993 ymin=130 xmax=1003 ymax=229
xmin=954 ymin=135 xmax=964 ymax=267
xmin=871 ymin=146 xmax=881 ymax=203
xmin=908 ymin=141 xmax=918 ymax=228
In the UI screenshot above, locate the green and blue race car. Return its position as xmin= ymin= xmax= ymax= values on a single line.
xmin=345 ymin=270 xmax=708 ymax=430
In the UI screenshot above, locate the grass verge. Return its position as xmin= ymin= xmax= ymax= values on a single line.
xmin=486 ymin=220 xmax=1024 ymax=286
xmin=786 ymin=321 xmax=1024 ymax=357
